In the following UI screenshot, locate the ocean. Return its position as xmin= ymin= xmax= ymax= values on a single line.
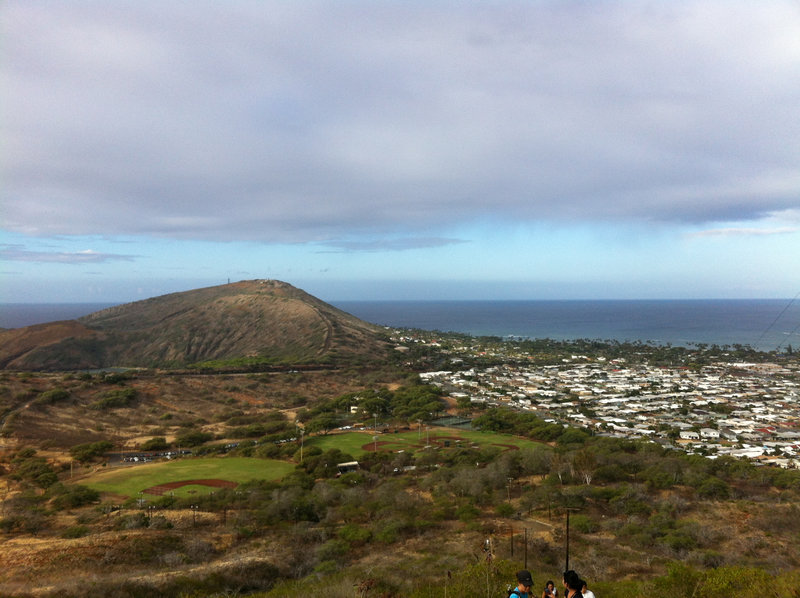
xmin=0 ymin=303 xmax=117 ymax=329
xmin=333 ymin=299 xmax=800 ymax=353
xmin=1 ymin=299 xmax=799 ymax=353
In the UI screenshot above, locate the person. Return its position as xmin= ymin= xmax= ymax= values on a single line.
xmin=580 ymin=580 xmax=595 ymax=598
xmin=562 ymin=570 xmax=583 ymax=598
xmin=509 ymin=570 xmax=534 ymax=598
xmin=542 ymin=580 xmax=558 ymax=598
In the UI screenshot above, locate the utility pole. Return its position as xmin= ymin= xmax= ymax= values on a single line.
xmin=524 ymin=528 xmax=528 ymax=569
xmin=565 ymin=508 xmax=579 ymax=572
xmin=566 ymin=509 xmax=570 ymax=571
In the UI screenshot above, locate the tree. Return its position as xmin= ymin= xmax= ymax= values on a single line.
xmin=572 ymin=449 xmax=597 ymax=485
xmin=305 ymin=413 xmax=340 ymax=435
xmin=174 ymin=430 xmax=214 ymax=447
xmin=69 ymin=441 xmax=114 ymax=464
xmin=140 ymin=437 xmax=169 ymax=451
xmin=550 ymin=451 xmax=571 ymax=485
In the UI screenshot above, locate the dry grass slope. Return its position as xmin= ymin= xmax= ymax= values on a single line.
xmin=0 ymin=280 xmax=390 ymax=370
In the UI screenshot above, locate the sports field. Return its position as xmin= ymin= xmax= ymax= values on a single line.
xmin=81 ymin=457 xmax=295 ymax=499
xmin=307 ymin=427 xmax=541 ymax=455
xmin=79 ymin=428 xmax=546 ymax=499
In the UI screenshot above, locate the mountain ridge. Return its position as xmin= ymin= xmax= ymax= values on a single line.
xmin=0 ymin=280 xmax=390 ymax=370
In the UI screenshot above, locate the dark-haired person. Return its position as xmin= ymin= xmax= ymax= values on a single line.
xmin=580 ymin=580 xmax=595 ymax=598
xmin=542 ymin=579 xmax=558 ymax=598
xmin=510 ymin=570 xmax=534 ymax=598
xmin=562 ymin=570 xmax=583 ymax=598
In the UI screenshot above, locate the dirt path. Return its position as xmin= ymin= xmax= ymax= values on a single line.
xmin=0 ymin=397 xmax=34 ymax=449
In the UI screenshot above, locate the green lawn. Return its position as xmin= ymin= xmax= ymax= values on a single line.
xmin=81 ymin=457 xmax=295 ymax=498
xmin=79 ymin=428 xmax=546 ymax=499
xmin=307 ymin=427 xmax=547 ymax=457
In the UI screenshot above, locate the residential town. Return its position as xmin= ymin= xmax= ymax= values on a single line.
xmin=398 ymin=332 xmax=800 ymax=469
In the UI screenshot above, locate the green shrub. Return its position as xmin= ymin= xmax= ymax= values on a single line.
xmin=140 ymin=436 xmax=169 ymax=451
xmin=61 ymin=525 xmax=90 ymax=539
xmin=90 ymin=387 xmax=137 ymax=410
xmin=570 ymin=513 xmax=599 ymax=533
xmin=456 ymin=502 xmax=480 ymax=522
xmin=373 ymin=519 xmax=406 ymax=543
xmin=495 ymin=502 xmax=515 ymax=518
xmin=316 ymin=538 xmax=350 ymax=562
xmin=338 ymin=523 xmax=371 ymax=545
xmin=696 ymin=476 xmax=731 ymax=499
xmin=35 ymin=471 xmax=58 ymax=489
xmin=35 ymin=388 xmax=71 ymax=405
xmin=70 ymin=440 xmax=114 ymax=463
xmin=175 ymin=430 xmax=214 ymax=447
xmin=50 ymin=484 xmax=100 ymax=509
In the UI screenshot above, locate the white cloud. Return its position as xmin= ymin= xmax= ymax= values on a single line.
xmin=318 ymin=237 xmax=468 ymax=253
xmin=2 ymin=1 xmax=799 ymax=243
xmin=687 ymin=227 xmax=798 ymax=238
xmin=0 ymin=245 xmax=138 ymax=264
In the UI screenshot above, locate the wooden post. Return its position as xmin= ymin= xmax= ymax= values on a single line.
xmin=565 ymin=509 xmax=571 ymax=572
xmin=524 ymin=528 xmax=528 ymax=569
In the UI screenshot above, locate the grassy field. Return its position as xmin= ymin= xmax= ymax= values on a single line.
xmin=81 ymin=457 xmax=296 ymax=498
xmin=307 ymin=427 xmax=546 ymax=456
xmin=79 ymin=428 xmax=546 ymax=499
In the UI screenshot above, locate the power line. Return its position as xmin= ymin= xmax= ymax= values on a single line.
xmin=775 ymin=318 xmax=800 ymax=353
xmin=753 ymin=290 xmax=800 ymax=351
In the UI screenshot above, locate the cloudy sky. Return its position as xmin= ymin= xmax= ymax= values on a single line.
xmin=2 ymin=1 xmax=799 ymax=303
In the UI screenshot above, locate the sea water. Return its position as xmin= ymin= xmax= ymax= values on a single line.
xmin=333 ymin=299 xmax=800 ymax=353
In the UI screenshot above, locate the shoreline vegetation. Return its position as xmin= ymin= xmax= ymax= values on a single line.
xmin=1 ymin=332 xmax=799 ymax=597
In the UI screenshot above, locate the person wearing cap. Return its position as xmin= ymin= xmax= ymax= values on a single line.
xmin=510 ymin=570 xmax=534 ymax=597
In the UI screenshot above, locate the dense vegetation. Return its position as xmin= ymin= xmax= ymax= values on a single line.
xmin=1 ymin=335 xmax=799 ymax=597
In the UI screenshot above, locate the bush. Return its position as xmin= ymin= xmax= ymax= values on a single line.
xmin=61 ymin=525 xmax=90 ymax=538
xmin=70 ymin=441 xmax=114 ymax=463
xmin=50 ymin=484 xmax=100 ymax=510
xmin=90 ymin=387 xmax=137 ymax=410
xmin=570 ymin=513 xmax=599 ymax=533
xmin=35 ymin=388 xmax=70 ymax=405
xmin=696 ymin=476 xmax=731 ymax=499
xmin=456 ymin=502 xmax=480 ymax=522
xmin=316 ymin=538 xmax=350 ymax=562
xmin=593 ymin=463 xmax=629 ymax=483
xmin=140 ymin=436 xmax=169 ymax=451
xmin=373 ymin=518 xmax=407 ymax=543
xmin=175 ymin=430 xmax=214 ymax=447
xmin=338 ymin=523 xmax=371 ymax=545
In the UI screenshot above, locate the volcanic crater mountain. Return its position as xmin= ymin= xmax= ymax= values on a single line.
xmin=0 ymin=280 xmax=390 ymax=370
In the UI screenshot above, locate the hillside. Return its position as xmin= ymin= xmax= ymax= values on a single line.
xmin=0 ymin=280 xmax=391 ymax=370
xmin=1 ymin=337 xmax=800 ymax=596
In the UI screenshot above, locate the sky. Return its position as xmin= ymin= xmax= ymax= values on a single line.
xmin=2 ymin=1 xmax=799 ymax=304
